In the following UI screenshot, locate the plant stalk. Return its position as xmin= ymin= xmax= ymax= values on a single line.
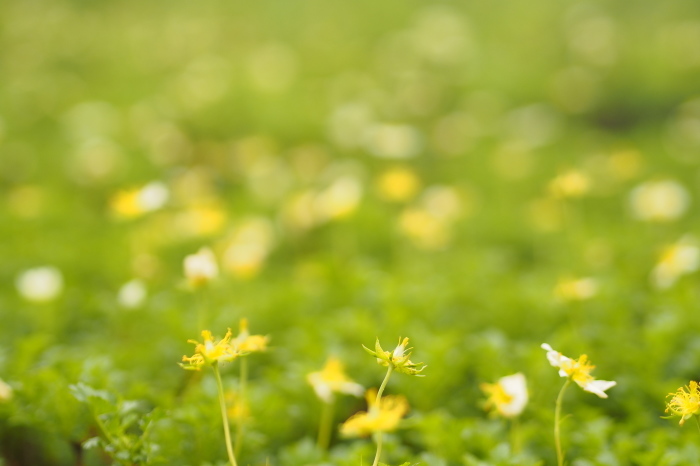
xmin=213 ymin=364 xmax=238 ymax=466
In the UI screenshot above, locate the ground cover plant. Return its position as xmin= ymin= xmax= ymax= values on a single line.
xmin=2 ymin=0 xmax=700 ymax=464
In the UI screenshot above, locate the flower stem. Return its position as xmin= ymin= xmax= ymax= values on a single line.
xmin=372 ymin=432 xmax=383 ymax=466
xmin=510 ymin=416 xmax=521 ymax=455
xmin=554 ymin=378 xmax=571 ymax=466
xmin=234 ymin=357 xmax=248 ymax=457
xmin=213 ymin=364 xmax=238 ymax=466
xmin=695 ymin=416 xmax=700 ymax=438
xmin=375 ymin=366 xmax=393 ymax=406
xmin=317 ymin=399 xmax=335 ymax=451
xmin=370 ymin=366 xmax=393 ymax=466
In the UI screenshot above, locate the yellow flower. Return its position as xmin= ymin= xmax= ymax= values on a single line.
xmin=307 ymin=357 xmax=364 ymax=403
xmin=226 ymin=390 xmax=251 ymax=422
xmin=375 ymin=167 xmax=421 ymax=202
xmin=233 ymin=318 xmax=269 ymax=353
xmin=554 ymin=277 xmax=599 ymax=301
xmin=110 ymin=181 xmax=169 ymax=219
xmin=363 ymin=337 xmax=426 ymax=376
xmin=541 ymin=343 xmax=616 ymax=398
xmin=666 ymin=381 xmax=700 ymax=425
xmin=0 ymin=378 xmax=12 ymax=402
xmin=180 ymin=329 xmax=240 ymax=370
xmin=481 ymin=373 xmax=528 ymax=418
xmin=548 ymin=170 xmax=590 ymax=198
xmin=340 ymin=389 xmax=409 ymax=437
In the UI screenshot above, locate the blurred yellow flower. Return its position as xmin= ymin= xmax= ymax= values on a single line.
xmin=548 ymin=170 xmax=590 ymax=198
xmin=554 ymin=277 xmax=599 ymax=301
xmin=226 ymin=390 xmax=251 ymax=422
xmin=541 ymin=343 xmax=616 ymax=398
xmin=233 ymin=318 xmax=269 ymax=353
xmin=0 ymin=378 xmax=12 ymax=402
xmin=375 ymin=167 xmax=421 ymax=202
xmin=481 ymin=373 xmax=528 ymax=418
xmin=363 ymin=337 xmax=426 ymax=376
xmin=173 ymin=205 xmax=227 ymax=238
xmin=222 ymin=218 xmax=275 ymax=279
xmin=340 ymin=389 xmax=409 ymax=437
xmin=307 ymin=357 xmax=364 ymax=403
xmin=110 ymin=181 xmax=169 ymax=219
xmin=180 ymin=329 xmax=240 ymax=370
xmin=651 ymin=236 xmax=700 ymax=289
xmin=398 ymin=207 xmax=450 ymax=250
xmin=183 ymin=247 xmax=219 ymax=288
xmin=666 ymin=381 xmax=700 ymax=425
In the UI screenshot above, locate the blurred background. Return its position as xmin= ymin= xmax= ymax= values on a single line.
xmin=2 ymin=0 xmax=700 ymax=464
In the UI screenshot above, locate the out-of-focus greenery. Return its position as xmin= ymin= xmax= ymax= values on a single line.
xmin=2 ymin=0 xmax=700 ymax=464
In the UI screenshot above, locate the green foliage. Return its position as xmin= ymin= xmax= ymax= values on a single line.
xmin=70 ymin=383 xmax=163 ymax=465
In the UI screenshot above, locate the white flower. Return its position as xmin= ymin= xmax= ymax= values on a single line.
xmin=541 ymin=343 xmax=616 ymax=398
xmin=16 ymin=266 xmax=64 ymax=303
xmin=183 ymin=247 xmax=218 ymax=287
xmin=117 ymin=279 xmax=147 ymax=309
xmin=481 ymin=373 xmax=529 ymax=418
xmin=629 ymin=180 xmax=690 ymax=222
xmin=651 ymin=236 xmax=700 ymax=289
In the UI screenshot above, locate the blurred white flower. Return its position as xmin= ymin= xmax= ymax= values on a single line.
xmin=16 ymin=266 xmax=64 ymax=303
xmin=117 ymin=279 xmax=147 ymax=309
xmin=364 ymin=123 xmax=422 ymax=159
xmin=314 ymin=176 xmax=364 ymax=221
xmin=629 ymin=180 xmax=690 ymax=222
xmin=651 ymin=236 xmax=700 ymax=289
xmin=481 ymin=373 xmax=528 ymax=418
xmin=184 ymin=247 xmax=219 ymax=288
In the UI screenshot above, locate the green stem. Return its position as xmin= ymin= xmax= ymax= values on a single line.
xmin=372 ymin=432 xmax=383 ymax=466
xmin=375 ymin=366 xmax=393 ymax=406
xmin=196 ymin=287 xmax=209 ymax=334
xmin=554 ymin=378 xmax=571 ymax=466
xmin=234 ymin=357 xmax=248 ymax=457
xmin=694 ymin=416 xmax=700 ymax=438
xmin=91 ymin=407 xmax=119 ymax=448
xmin=317 ymin=399 xmax=335 ymax=451
xmin=510 ymin=416 xmax=521 ymax=455
xmin=370 ymin=366 xmax=393 ymax=466
xmin=213 ymin=364 xmax=238 ymax=466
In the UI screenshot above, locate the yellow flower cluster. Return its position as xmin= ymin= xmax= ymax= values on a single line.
xmin=363 ymin=337 xmax=426 ymax=376
xmin=666 ymin=381 xmax=700 ymax=426
xmin=180 ymin=320 xmax=268 ymax=371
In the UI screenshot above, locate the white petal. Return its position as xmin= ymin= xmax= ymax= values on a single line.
xmin=580 ymin=379 xmax=617 ymax=398
xmin=541 ymin=343 xmax=571 ymax=370
xmin=498 ymin=373 xmax=528 ymax=417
